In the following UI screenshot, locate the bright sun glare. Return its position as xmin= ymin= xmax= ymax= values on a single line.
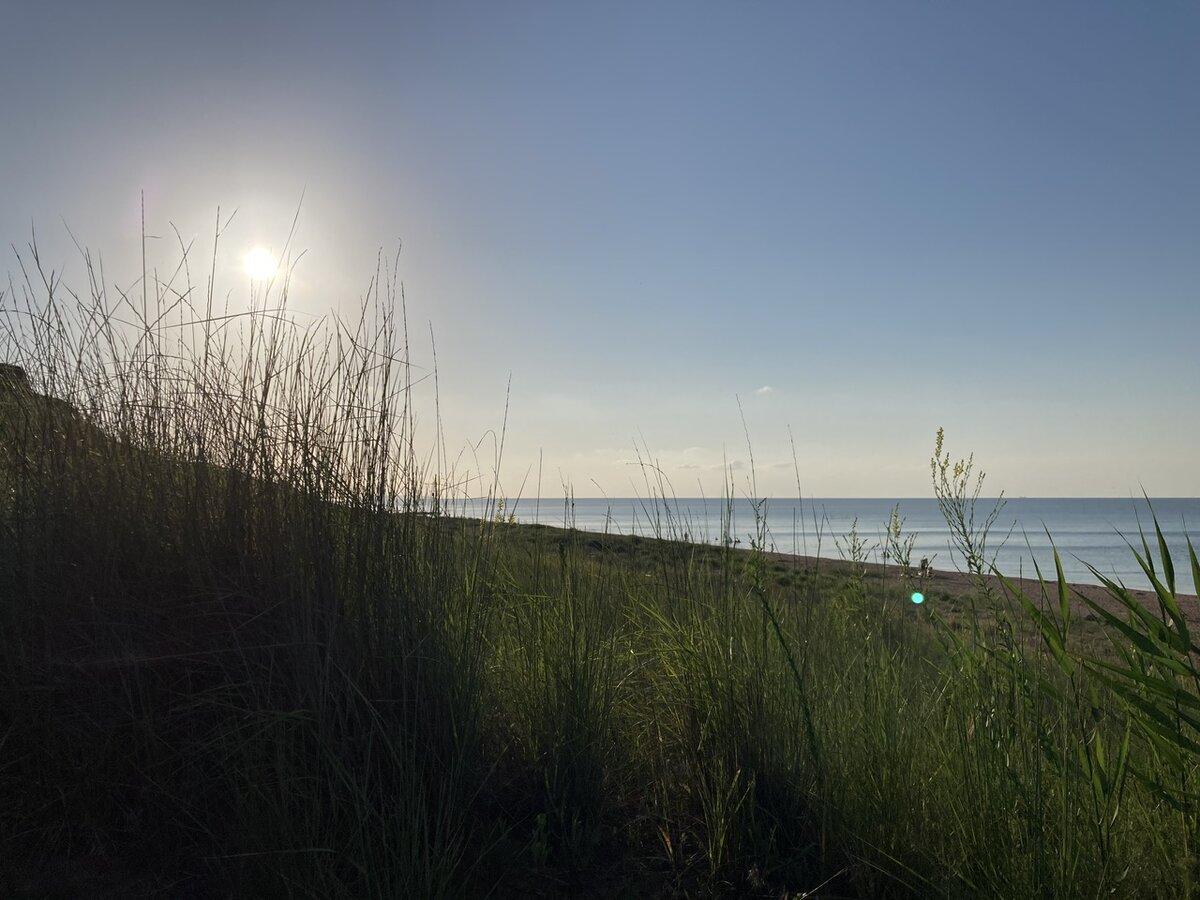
xmin=243 ymin=247 xmax=279 ymax=280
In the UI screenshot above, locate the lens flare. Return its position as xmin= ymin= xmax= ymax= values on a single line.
xmin=911 ymin=592 xmax=925 ymax=605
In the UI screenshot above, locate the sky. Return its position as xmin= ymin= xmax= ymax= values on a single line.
xmin=2 ymin=2 xmax=1197 ymax=499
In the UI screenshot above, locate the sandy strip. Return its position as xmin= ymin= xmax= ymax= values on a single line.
xmin=762 ymin=550 xmax=1200 ymax=626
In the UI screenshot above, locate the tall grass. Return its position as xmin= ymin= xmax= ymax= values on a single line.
xmin=0 ymin=232 xmax=497 ymax=896
xmin=2 ymin=228 xmax=1199 ymax=897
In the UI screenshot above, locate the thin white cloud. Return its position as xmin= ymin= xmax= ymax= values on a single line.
xmin=755 ymin=385 xmax=773 ymax=394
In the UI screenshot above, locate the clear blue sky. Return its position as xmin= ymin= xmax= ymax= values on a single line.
xmin=3 ymin=2 xmax=1197 ymax=498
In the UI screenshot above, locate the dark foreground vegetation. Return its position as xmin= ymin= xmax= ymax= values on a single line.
xmin=2 ymin=244 xmax=1199 ymax=898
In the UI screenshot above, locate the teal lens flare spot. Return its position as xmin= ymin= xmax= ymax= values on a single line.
xmin=911 ymin=592 xmax=925 ymax=605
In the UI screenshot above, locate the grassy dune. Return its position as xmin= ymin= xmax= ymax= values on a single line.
xmin=2 ymin=247 xmax=1199 ymax=898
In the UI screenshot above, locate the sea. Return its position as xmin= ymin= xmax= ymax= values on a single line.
xmin=448 ymin=496 xmax=1200 ymax=596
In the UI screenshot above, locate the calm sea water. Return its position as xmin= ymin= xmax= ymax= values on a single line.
xmin=452 ymin=496 xmax=1200 ymax=595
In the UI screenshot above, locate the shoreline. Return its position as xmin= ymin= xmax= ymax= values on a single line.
xmin=760 ymin=546 xmax=1200 ymax=623
xmin=479 ymin=516 xmax=1200 ymax=621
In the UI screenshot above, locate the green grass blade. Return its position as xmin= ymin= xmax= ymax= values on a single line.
xmin=1080 ymin=595 xmax=1185 ymax=673
xmin=1099 ymin=681 xmax=1200 ymax=756
xmin=1152 ymin=512 xmax=1176 ymax=595
xmin=1051 ymin=537 xmax=1071 ymax=630
xmin=1131 ymin=553 xmax=1189 ymax=652
xmin=1088 ymin=656 xmax=1200 ymax=706
xmin=1189 ymin=535 xmax=1200 ymax=602
xmin=998 ymin=571 xmax=1072 ymax=674
xmin=1086 ymin=563 xmax=1188 ymax=655
xmin=1137 ymin=516 xmax=1157 ymax=579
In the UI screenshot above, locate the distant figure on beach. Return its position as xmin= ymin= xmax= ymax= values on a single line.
xmin=918 ymin=557 xmax=932 ymax=578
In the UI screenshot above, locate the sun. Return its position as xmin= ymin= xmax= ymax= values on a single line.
xmin=243 ymin=246 xmax=279 ymax=280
